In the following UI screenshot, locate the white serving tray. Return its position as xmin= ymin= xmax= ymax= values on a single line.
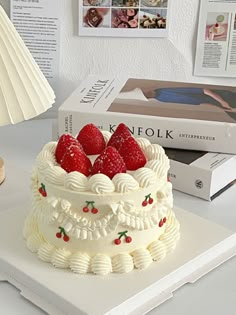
xmin=0 ymin=207 xmax=235 ymax=315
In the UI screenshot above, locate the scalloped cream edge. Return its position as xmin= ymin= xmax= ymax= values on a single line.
xmin=23 ymin=210 xmax=180 ymax=275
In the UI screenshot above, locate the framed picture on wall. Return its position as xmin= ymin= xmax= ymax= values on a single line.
xmin=78 ymin=0 xmax=170 ymax=37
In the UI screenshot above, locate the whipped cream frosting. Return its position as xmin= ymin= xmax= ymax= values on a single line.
xmin=70 ymin=252 xmax=91 ymax=274
xmin=101 ymin=130 xmax=112 ymax=144
xmin=112 ymin=253 xmax=134 ymax=273
xmin=89 ymin=174 xmax=115 ymax=194
xmin=51 ymin=248 xmax=71 ymax=268
xmin=64 ymin=172 xmax=89 ymax=191
xmin=132 ymin=248 xmax=153 ymax=270
xmin=133 ymin=167 xmax=157 ymax=188
xmin=112 ymin=173 xmax=139 ymax=192
xmin=35 ymin=137 xmax=170 ymax=194
xmin=91 ymin=254 xmax=112 ymax=275
xmin=24 ymin=209 xmax=180 ymax=275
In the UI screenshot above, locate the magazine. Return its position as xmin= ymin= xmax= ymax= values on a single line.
xmin=58 ymin=75 xmax=236 ymax=154
xmin=194 ymin=0 xmax=236 ymax=77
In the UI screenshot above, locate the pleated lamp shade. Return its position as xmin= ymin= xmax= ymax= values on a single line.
xmin=0 ymin=5 xmax=55 ymax=126
xmin=0 ymin=5 xmax=55 ymax=184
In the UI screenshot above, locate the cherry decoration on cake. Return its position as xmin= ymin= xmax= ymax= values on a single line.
xmin=159 ymin=217 xmax=167 ymax=227
xmin=56 ymin=227 xmax=70 ymax=242
xmin=82 ymin=201 xmax=98 ymax=214
xmin=91 ymin=146 xmax=126 ymax=179
xmin=114 ymin=230 xmax=132 ymax=245
xmin=38 ymin=183 xmax=47 ymax=197
xmin=77 ymin=123 xmax=106 ymax=155
xmin=142 ymin=193 xmax=153 ymax=207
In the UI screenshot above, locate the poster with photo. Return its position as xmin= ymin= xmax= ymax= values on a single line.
xmin=11 ymin=0 xmax=61 ymax=86
xmin=79 ymin=0 xmax=170 ymax=37
xmin=194 ymin=0 xmax=236 ymax=77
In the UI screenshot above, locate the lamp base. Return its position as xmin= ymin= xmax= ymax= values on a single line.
xmin=0 ymin=157 xmax=5 ymax=184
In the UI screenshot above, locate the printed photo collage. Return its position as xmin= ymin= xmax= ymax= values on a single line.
xmin=82 ymin=0 xmax=168 ymax=29
xmin=205 ymin=12 xmax=229 ymax=42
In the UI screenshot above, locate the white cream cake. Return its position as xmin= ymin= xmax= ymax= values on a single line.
xmin=23 ymin=123 xmax=180 ymax=275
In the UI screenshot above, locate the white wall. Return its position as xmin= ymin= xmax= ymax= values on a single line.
xmin=1 ymin=0 xmax=235 ymax=118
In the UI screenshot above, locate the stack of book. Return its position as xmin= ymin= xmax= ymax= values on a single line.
xmin=57 ymin=76 xmax=236 ymax=201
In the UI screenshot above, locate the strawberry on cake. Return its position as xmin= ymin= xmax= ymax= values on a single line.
xmin=23 ymin=123 xmax=180 ymax=275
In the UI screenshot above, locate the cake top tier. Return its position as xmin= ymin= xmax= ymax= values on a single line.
xmin=36 ymin=123 xmax=170 ymax=194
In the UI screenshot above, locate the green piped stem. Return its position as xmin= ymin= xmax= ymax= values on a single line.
xmin=58 ymin=227 xmax=66 ymax=236
xmin=144 ymin=193 xmax=151 ymax=201
xmin=118 ymin=230 xmax=128 ymax=239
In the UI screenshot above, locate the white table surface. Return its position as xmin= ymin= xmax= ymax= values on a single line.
xmin=0 ymin=119 xmax=235 ymax=315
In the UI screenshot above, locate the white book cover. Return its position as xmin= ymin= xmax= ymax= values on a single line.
xmin=58 ymin=75 xmax=236 ymax=154
xmin=166 ymin=148 xmax=236 ymax=201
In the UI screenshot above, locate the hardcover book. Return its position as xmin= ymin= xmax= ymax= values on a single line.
xmin=58 ymin=76 xmax=236 ymax=154
xmin=165 ymin=149 xmax=236 ymax=201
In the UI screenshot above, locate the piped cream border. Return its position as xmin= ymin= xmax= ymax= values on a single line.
xmin=23 ymin=210 xmax=180 ymax=275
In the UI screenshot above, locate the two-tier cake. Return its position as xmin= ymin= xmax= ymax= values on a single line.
xmin=23 ymin=123 xmax=180 ymax=275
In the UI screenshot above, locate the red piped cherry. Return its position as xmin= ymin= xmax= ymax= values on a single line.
xmin=114 ymin=238 xmax=121 ymax=245
xmin=114 ymin=231 xmax=133 ymax=245
xmin=142 ymin=200 xmax=148 ymax=207
xmin=41 ymin=190 xmax=47 ymax=197
xmin=63 ymin=235 xmax=70 ymax=242
xmin=56 ymin=227 xmax=70 ymax=242
xmin=125 ymin=236 xmax=132 ymax=243
xmin=83 ymin=201 xmax=99 ymax=214
xmin=39 ymin=183 xmax=47 ymax=197
xmin=163 ymin=217 xmax=167 ymax=224
xmin=159 ymin=219 xmax=164 ymax=227
xmin=83 ymin=206 xmax=89 ymax=213
xmin=56 ymin=232 xmax=62 ymax=239
xmin=149 ymin=198 xmax=153 ymax=204
xmin=91 ymin=207 xmax=98 ymax=214
xmin=142 ymin=193 xmax=153 ymax=207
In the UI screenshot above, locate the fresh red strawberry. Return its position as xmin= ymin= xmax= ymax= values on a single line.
xmin=55 ymin=134 xmax=83 ymax=163
xmin=119 ymin=137 xmax=147 ymax=171
xmin=76 ymin=124 xmax=105 ymax=155
xmin=107 ymin=123 xmax=132 ymax=151
xmin=91 ymin=146 xmax=126 ymax=179
xmin=61 ymin=146 xmax=92 ymax=176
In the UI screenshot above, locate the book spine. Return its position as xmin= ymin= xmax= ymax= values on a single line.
xmin=58 ymin=110 xmax=236 ymax=154
xmin=168 ymin=160 xmax=212 ymax=201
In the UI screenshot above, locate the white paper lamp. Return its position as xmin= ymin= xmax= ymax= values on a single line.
xmin=0 ymin=5 xmax=55 ymax=184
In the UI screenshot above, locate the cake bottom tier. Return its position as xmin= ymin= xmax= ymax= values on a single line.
xmin=23 ymin=211 xmax=180 ymax=275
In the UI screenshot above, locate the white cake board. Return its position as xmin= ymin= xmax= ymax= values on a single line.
xmin=0 ymin=207 xmax=235 ymax=315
